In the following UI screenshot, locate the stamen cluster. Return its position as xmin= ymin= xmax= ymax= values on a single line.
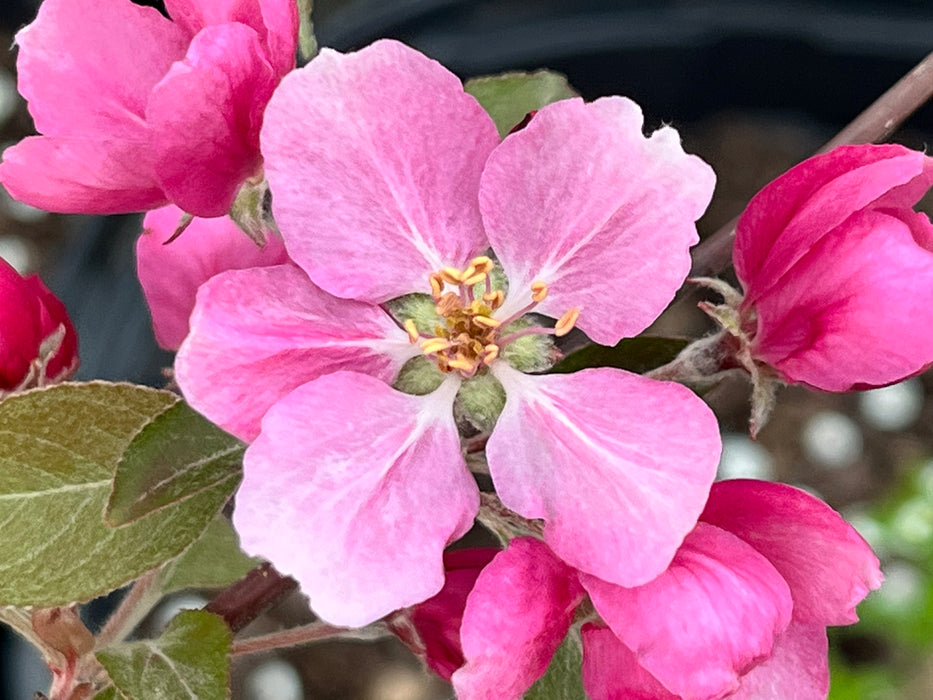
xmin=404 ymin=256 xmax=578 ymax=377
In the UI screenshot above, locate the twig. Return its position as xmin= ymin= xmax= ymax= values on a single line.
xmin=95 ymin=569 xmax=161 ymax=649
xmin=690 ymin=50 xmax=933 ymax=278
xmin=232 ymin=621 xmax=390 ymax=656
xmin=204 ymin=563 xmax=297 ymax=634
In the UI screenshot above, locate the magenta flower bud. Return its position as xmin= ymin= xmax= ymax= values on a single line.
xmin=734 ymin=143 xmax=933 ymax=392
xmin=0 ymin=257 xmax=78 ymax=392
xmin=0 ymin=0 xmax=298 ymax=218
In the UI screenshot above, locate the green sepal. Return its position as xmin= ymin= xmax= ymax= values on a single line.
xmin=525 ymin=628 xmax=587 ymax=700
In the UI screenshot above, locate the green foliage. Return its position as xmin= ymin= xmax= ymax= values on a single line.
xmin=550 ymin=336 xmax=690 ymax=375
xmin=107 ymin=400 xmax=244 ymax=525
xmin=464 ymin=70 xmax=578 ymax=138
xmin=97 ymin=610 xmax=231 ymax=700
xmin=0 ymin=383 xmax=239 ymax=607
xmin=161 ymin=516 xmax=260 ymax=594
xmin=525 ymin=630 xmax=587 ymax=700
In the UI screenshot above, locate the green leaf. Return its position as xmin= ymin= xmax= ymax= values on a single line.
xmin=525 ymin=631 xmax=586 ymax=700
xmin=550 ymin=336 xmax=690 ymax=375
xmin=0 ymin=382 xmax=240 ymax=607
xmin=464 ymin=70 xmax=578 ymax=138
xmin=94 ymin=687 xmax=121 ymax=700
xmin=97 ymin=610 xmax=231 ymax=700
xmin=107 ymin=401 xmax=244 ymax=526
xmin=161 ymin=516 xmax=260 ymax=594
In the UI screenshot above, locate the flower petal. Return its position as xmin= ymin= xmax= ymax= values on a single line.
xmin=730 ymin=622 xmax=829 ymax=700
xmin=480 ymin=97 xmax=714 ymax=344
xmin=262 ymin=39 xmax=499 ymax=302
xmin=580 ymin=624 xmax=677 ymax=700
xmin=0 ymin=257 xmax=42 ymax=390
xmin=13 ymin=0 xmax=187 ymax=138
xmin=487 ymin=364 xmax=720 ymax=586
xmin=735 ymin=144 xmax=933 ymax=303
xmin=148 ymin=23 xmax=275 ymax=217
xmin=235 ymin=372 xmax=478 ymax=627
xmin=0 ymin=136 xmax=166 ymax=214
xmin=452 ymin=538 xmax=585 ymax=700
xmin=405 ymin=548 xmax=500 ymax=681
xmin=748 ymin=207 xmax=933 ymax=391
xmin=164 ymin=0 xmax=297 ymax=76
xmin=581 ymin=522 xmax=793 ymax=700
xmin=136 ymin=206 xmax=289 ymax=350
xmin=175 ymin=264 xmax=414 ymax=441
xmin=701 ymin=479 xmax=883 ymax=626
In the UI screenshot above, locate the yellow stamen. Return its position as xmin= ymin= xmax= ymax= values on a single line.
xmin=447 ymin=355 xmax=476 ymax=373
xmin=439 ymin=267 xmax=463 ymax=285
xmin=429 ymin=273 xmax=444 ymax=299
xmin=531 ymin=280 xmax=548 ymax=303
xmin=473 ymin=315 xmax=501 ymax=329
xmin=554 ymin=307 xmax=580 ymax=337
xmin=482 ymin=344 xmax=500 ymax=363
xmin=420 ymin=337 xmax=453 ymax=355
xmin=483 ymin=290 xmax=505 ymax=309
xmin=471 ymin=256 xmax=495 ymax=275
xmin=461 ymin=272 xmax=487 ymax=287
xmin=435 ymin=292 xmax=461 ymax=316
xmin=403 ymin=319 xmax=420 ymax=343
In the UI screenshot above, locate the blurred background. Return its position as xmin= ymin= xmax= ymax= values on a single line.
xmin=3 ymin=0 xmax=933 ymax=697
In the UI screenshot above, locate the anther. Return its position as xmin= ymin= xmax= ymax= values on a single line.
xmin=429 ymin=273 xmax=444 ymax=299
xmin=483 ymin=290 xmax=505 ymax=309
xmin=403 ymin=319 xmax=420 ymax=343
xmin=439 ymin=267 xmax=463 ymax=285
xmin=554 ymin=307 xmax=580 ymax=337
xmin=531 ymin=281 xmax=549 ymax=303
xmin=482 ymin=344 xmax=500 ymax=363
xmin=470 ymin=256 xmax=495 ymax=275
xmin=461 ymin=272 xmax=487 ymax=287
xmin=472 ymin=315 xmax=501 ymax=329
xmin=420 ymin=338 xmax=453 ymax=355
xmin=447 ymin=355 xmax=476 ymax=373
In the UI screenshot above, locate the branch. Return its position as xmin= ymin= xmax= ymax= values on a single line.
xmin=205 ymin=563 xmax=298 ymax=634
xmin=690 ymin=50 xmax=933 ymax=278
xmin=232 ymin=621 xmax=390 ymax=656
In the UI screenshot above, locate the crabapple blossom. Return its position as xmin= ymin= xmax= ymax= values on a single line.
xmin=136 ymin=206 xmax=288 ymax=351
xmin=176 ymin=39 xmax=721 ymax=626
xmin=733 ymin=144 xmax=933 ymax=391
xmin=0 ymin=0 xmax=297 ymax=217
xmin=430 ymin=480 xmax=881 ymax=700
xmin=0 ymin=256 xmax=77 ymax=393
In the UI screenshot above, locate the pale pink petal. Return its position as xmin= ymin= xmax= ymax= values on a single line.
xmin=581 ymin=523 xmax=793 ymax=700
xmin=235 ymin=372 xmax=478 ymax=627
xmin=735 ymin=144 xmax=933 ymax=302
xmin=731 ymin=622 xmax=829 ymax=700
xmin=136 ymin=206 xmax=289 ymax=350
xmin=749 ymin=207 xmax=933 ymax=391
xmin=701 ymin=480 xmax=883 ymax=626
xmin=262 ymin=40 xmax=499 ymax=302
xmin=452 ymin=538 xmax=585 ymax=700
xmin=175 ymin=264 xmax=415 ymax=442
xmin=480 ymin=97 xmax=714 ymax=344
xmin=163 ymin=0 xmax=298 ymax=77
xmin=487 ymin=364 xmax=720 ymax=587
xmin=0 ymin=136 xmax=166 ymax=214
xmin=13 ymin=0 xmax=188 ymax=138
xmin=406 ymin=548 xmax=500 ymax=681
xmin=148 ymin=23 xmax=275 ymax=217
xmin=580 ymin=624 xmax=677 ymax=700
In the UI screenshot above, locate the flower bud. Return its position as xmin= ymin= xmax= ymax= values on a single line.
xmin=733 ymin=143 xmax=933 ymax=392
xmin=0 ymin=257 xmax=78 ymax=393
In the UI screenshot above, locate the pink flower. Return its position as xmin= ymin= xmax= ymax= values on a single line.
xmin=0 ymin=0 xmax=298 ymax=217
xmin=441 ymin=480 xmax=882 ymax=700
xmin=734 ymin=144 xmax=933 ymax=391
xmin=136 ymin=205 xmax=289 ymax=351
xmin=176 ymin=39 xmax=721 ymax=626
xmin=0 ymin=256 xmax=78 ymax=393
